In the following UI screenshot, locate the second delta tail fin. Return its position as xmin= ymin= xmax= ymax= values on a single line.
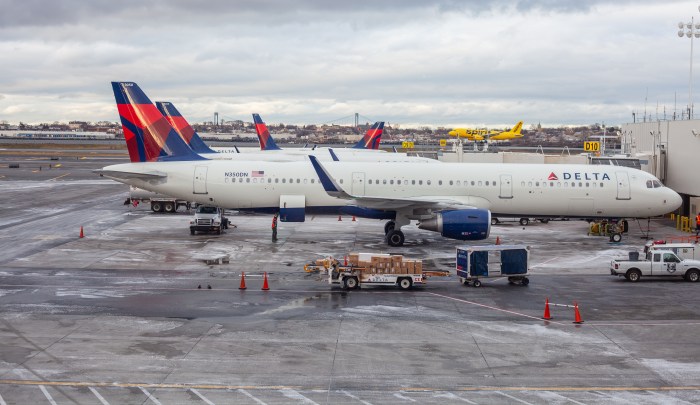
xmin=156 ymin=101 xmax=217 ymax=155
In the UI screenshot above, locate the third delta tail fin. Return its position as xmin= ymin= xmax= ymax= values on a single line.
xmin=111 ymin=82 xmax=204 ymax=162
xmin=253 ymin=113 xmax=281 ymax=151
xmin=156 ymin=101 xmax=217 ymax=155
xmin=352 ymin=122 xmax=384 ymax=149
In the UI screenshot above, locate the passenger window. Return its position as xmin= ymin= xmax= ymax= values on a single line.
xmin=383 ymin=179 xmax=387 ymax=185
xmin=557 ymin=182 xmax=561 ymax=187
xmin=339 ymin=179 xmax=343 ymax=184
xmin=585 ymin=182 xmax=589 ymax=187
xmin=570 ymin=182 xmax=574 ymax=188
xmin=449 ymin=180 xmax=453 ymax=186
xmin=368 ymin=180 xmax=372 ymax=184
xmin=579 ymin=182 xmax=582 ymax=187
xmin=478 ymin=181 xmax=482 ymax=186
xmin=535 ymin=182 xmax=539 ymax=186
xmin=311 ymin=179 xmax=315 ymax=184
xmin=485 ymin=181 xmax=490 ymax=186
xmin=303 ymin=179 xmax=307 ymax=184
xmin=646 ymin=180 xmax=653 ymax=188
xmin=239 ymin=178 xmax=243 ymax=183
xmin=550 ymin=182 xmax=553 ymax=187
xmin=427 ymin=180 xmax=431 ymax=185
xmin=528 ymin=181 xmax=532 ymax=187
xmin=412 ymin=180 xmax=416 ymax=185
xmin=390 ymin=180 xmax=394 ymax=185
xmin=282 ymin=179 xmax=286 ymax=183
xmin=600 ymin=182 xmax=604 ymax=187
xmin=275 ymin=178 xmax=279 ymax=183
xmin=439 ymin=180 xmax=443 ymax=185
xmin=297 ymin=179 xmax=300 ymax=183
xmin=246 ymin=178 xmax=251 ymax=183
xmin=419 ymin=180 xmax=423 ymax=185
xmin=456 ymin=181 xmax=461 ymax=186
xmin=397 ymin=180 xmax=401 ymax=185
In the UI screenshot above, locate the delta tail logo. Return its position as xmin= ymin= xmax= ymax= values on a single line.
xmin=548 ymin=172 xmax=558 ymax=181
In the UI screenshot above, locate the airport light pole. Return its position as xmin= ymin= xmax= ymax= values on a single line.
xmin=678 ymin=8 xmax=700 ymax=119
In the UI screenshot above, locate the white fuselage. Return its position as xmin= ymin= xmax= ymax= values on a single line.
xmin=101 ymin=160 xmax=681 ymax=219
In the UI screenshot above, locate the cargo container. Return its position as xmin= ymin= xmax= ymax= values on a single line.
xmin=456 ymin=245 xmax=530 ymax=287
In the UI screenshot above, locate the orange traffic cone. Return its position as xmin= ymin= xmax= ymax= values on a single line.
xmin=352 ymin=216 xmax=356 ymax=222
xmin=495 ymin=236 xmax=500 ymax=245
xmin=79 ymin=226 xmax=84 ymax=238
xmin=573 ymin=301 xmax=584 ymax=324
xmin=338 ymin=215 xmax=342 ymax=221
xmin=239 ymin=272 xmax=247 ymax=290
xmin=262 ymin=272 xmax=270 ymax=291
xmin=543 ymin=298 xmax=552 ymax=320
xmin=344 ymin=256 xmax=348 ymax=266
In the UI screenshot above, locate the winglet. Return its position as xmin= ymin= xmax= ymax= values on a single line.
xmin=253 ymin=113 xmax=282 ymax=150
xmin=392 ymin=146 xmax=398 ymax=153
xmin=329 ymin=148 xmax=340 ymax=161
xmin=308 ymin=156 xmax=350 ymax=198
xmin=353 ymin=121 xmax=384 ymax=149
xmin=156 ymin=101 xmax=216 ymax=154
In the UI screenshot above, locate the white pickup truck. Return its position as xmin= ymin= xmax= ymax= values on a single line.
xmin=610 ymin=250 xmax=700 ymax=282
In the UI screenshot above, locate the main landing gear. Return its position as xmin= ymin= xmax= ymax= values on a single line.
xmin=384 ymin=220 xmax=405 ymax=247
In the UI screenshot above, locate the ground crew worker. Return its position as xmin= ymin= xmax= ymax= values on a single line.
xmin=696 ymin=212 xmax=700 ymax=234
xmin=272 ymin=213 xmax=278 ymax=241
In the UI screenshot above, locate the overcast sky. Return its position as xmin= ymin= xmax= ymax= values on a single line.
xmin=0 ymin=0 xmax=697 ymax=128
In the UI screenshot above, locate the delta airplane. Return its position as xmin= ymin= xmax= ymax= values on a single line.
xmin=449 ymin=121 xmax=524 ymax=141
xmin=99 ymin=82 xmax=681 ymax=246
xmin=154 ymin=99 xmax=427 ymax=163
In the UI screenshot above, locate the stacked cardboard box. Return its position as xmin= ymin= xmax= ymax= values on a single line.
xmin=344 ymin=253 xmax=423 ymax=275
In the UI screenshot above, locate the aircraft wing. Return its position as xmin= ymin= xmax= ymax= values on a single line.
xmin=308 ymin=156 xmax=490 ymax=210
xmin=346 ymin=194 xmax=489 ymax=211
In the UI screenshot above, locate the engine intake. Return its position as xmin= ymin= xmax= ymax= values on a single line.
xmin=418 ymin=209 xmax=491 ymax=240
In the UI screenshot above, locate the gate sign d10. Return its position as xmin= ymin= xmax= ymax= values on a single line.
xmin=402 ymin=141 xmax=415 ymax=149
xmin=584 ymin=141 xmax=600 ymax=152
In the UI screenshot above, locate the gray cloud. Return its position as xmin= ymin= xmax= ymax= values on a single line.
xmin=0 ymin=0 xmax=695 ymax=126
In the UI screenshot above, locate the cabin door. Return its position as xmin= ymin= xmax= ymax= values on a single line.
xmin=499 ymin=174 xmax=513 ymax=199
xmin=615 ymin=171 xmax=630 ymax=200
xmin=352 ymin=172 xmax=366 ymax=196
xmin=193 ymin=166 xmax=208 ymax=194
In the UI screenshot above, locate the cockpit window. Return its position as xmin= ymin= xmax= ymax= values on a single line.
xmin=647 ymin=180 xmax=663 ymax=188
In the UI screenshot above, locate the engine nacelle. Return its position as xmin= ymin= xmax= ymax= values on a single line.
xmin=417 ymin=209 xmax=491 ymax=240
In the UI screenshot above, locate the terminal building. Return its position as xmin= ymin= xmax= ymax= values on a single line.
xmin=622 ymin=120 xmax=700 ymax=217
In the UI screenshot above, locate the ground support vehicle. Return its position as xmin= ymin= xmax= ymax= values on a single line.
xmin=305 ymin=253 xmax=447 ymax=290
xmin=189 ymin=205 xmax=228 ymax=235
xmin=456 ymin=245 xmax=530 ymax=287
xmin=643 ymin=240 xmax=699 ymax=261
xmin=490 ymin=217 xmax=547 ymax=226
xmin=610 ymin=249 xmax=700 ymax=282
xmin=127 ymin=186 xmax=191 ymax=213
xmin=588 ymin=219 xmax=627 ymax=242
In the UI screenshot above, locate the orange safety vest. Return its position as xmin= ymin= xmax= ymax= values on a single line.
xmin=696 ymin=214 xmax=700 ymax=226
xmin=272 ymin=216 xmax=278 ymax=229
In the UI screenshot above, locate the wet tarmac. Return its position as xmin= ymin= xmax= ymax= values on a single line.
xmin=1 ymin=149 xmax=700 ymax=404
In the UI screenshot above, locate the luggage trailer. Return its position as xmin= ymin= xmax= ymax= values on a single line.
xmin=456 ymin=245 xmax=530 ymax=287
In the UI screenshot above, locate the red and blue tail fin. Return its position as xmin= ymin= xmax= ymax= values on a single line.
xmin=352 ymin=121 xmax=384 ymax=149
xmin=253 ymin=113 xmax=281 ymax=151
xmin=112 ymin=82 xmax=205 ymax=162
xmin=155 ymin=101 xmax=216 ymax=154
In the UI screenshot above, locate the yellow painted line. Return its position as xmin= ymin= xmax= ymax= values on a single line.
xmin=1 ymin=380 xmax=700 ymax=393
xmin=48 ymin=173 xmax=70 ymax=181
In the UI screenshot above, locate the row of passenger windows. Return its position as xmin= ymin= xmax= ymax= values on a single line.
xmin=522 ymin=181 xmax=606 ymax=188
xmin=222 ymin=177 xmax=606 ymax=188
xmin=223 ymin=177 xmax=499 ymax=186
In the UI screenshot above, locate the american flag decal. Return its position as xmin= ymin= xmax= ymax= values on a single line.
xmin=252 ymin=170 xmax=265 ymax=177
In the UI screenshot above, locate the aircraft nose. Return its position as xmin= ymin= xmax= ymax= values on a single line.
xmin=667 ymin=188 xmax=682 ymax=210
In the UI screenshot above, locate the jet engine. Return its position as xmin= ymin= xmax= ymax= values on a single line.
xmin=417 ymin=209 xmax=491 ymax=240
